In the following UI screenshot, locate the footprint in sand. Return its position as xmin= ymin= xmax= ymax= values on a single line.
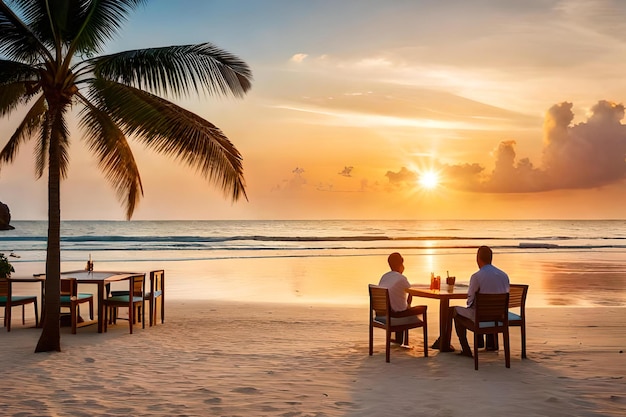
xmin=203 ymin=397 xmax=222 ymax=404
xmin=232 ymin=387 xmax=260 ymax=394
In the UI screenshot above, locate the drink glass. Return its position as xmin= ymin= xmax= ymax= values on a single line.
xmin=446 ymin=276 xmax=456 ymax=291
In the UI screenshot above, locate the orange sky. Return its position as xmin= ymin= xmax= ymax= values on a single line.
xmin=2 ymin=0 xmax=626 ymax=220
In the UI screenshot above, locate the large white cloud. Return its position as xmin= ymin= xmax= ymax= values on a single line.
xmin=441 ymin=100 xmax=626 ymax=193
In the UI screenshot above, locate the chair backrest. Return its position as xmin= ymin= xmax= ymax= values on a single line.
xmin=475 ymin=292 xmax=509 ymax=325
xmin=150 ymin=270 xmax=164 ymax=294
xmin=130 ymin=275 xmax=144 ymax=298
xmin=508 ymin=284 xmax=528 ymax=309
xmin=60 ymin=278 xmax=77 ymax=297
xmin=368 ymin=284 xmax=390 ymax=318
xmin=0 ymin=278 xmax=9 ymax=297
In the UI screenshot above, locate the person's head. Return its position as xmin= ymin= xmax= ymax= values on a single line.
xmin=476 ymin=245 xmax=493 ymax=267
xmin=388 ymin=252 xmax=405 ymax=273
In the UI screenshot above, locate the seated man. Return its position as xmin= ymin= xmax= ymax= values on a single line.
xmin=378 ymin=252 xmax=421 ymax=345
xmin=453 ymin=246 xmax=510 ymax=357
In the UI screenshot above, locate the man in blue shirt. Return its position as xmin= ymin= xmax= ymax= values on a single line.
xmin=454 ymin=246 xmax=510 ymax=357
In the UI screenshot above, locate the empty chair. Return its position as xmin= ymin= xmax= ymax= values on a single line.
xmin=368 ymin=284 xmax=428 ymax=362
xmin=103 ymin=274 xmax=145 ymax=334
xmin=454 ymin=292 xmax=510 ymax=370
xmin=60 ymin=278 xmax=94 ymax=334
xmin=145 ymin=270 xmax=164 ymax=326
xmin=508 ymin=284 xmax=529 ymax=359
xmin=0 ymin=277 xmax=39 ymax=331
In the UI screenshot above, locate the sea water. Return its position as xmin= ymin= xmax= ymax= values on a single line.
xmin=2 ymin=220 xmax=625 ymax=307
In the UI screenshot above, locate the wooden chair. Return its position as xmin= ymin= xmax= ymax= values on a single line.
xmin=368 ymin=284 xmax=428 ymax=362
xmin=60 ymin=278 xmax=94 ymax=334
xmin=0 ymin=277 xmax=39 ymax=331
xmin=103 ymin=274 xmax=145 ymax=334
xmin=508 ymin=284 xmax=529 ymax=359
xmin=145 ymin=270 xmax=164 ymax=326
xmin=455 ymin=292 xmax=510 ymax=370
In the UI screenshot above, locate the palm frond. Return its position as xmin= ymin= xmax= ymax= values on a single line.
xmin=70 ymin=0 xmax=146 ymax=57
xmin=0 ymin=59 xmax=40 ymax=83
xmin=76 ymin=92 xmax=143 ymax=219
xmin=0 ymin=1 xmax=52 ymax=62
xmin=0 ymin=94 xmax=45 ymax=167
xmin=0 ymin=82 xmax=27 ymax=116
xmin=88 ymin=78 xmax=247 ymax=202
xmin=90 ymin=43 xmax=252 ymax=99
xmin=0 ymin=60 xmax=42 ymax=116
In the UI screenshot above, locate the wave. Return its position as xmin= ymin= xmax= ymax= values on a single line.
xmin=3 ymin=238 xmax=626 ymax=253
xmin=3 ymin=234 xmax=625 ymax=243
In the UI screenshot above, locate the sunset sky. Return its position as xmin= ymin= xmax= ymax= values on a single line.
xmin=2 ymin=0 xmax=626 ymax=220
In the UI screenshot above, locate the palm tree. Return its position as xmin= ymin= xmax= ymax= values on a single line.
xmin=0 ymin=0 xmax=252 ymax=352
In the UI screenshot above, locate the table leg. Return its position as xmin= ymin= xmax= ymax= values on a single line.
xmin=38 ymin=280 xmax=45 ymax=327
xmin=430 ymin=298 xmax=455 ymax=352
xmin=97 ymin=282 xmax=104 ymax=333
xmin=439 ymin=298 xmax=455 ymax=352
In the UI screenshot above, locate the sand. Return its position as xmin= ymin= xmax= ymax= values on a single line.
xmin=1 ymin=300 xmax=625 ymax=417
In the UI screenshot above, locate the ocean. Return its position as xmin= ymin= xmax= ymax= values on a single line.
xmin=2 ymin=219 xmax=626 ymax=307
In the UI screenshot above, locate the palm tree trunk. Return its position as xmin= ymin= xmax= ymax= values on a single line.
xmin=35 ymin=113 xmax=63 ymax=352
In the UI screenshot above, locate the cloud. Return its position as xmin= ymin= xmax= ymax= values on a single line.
xmin=443 ymin=100 xmax=626 ymax=193
xmin=290 ymin=53 xmax=308 ymax=63
xmin=541 ymin=100 xmax=626 ymax=189
xmin=338 ymin=166 xmax=353 ymax=177
xmin=385 ymin=167 xmax=417 ymax=186
xmin=271 ymin=167 xmax=307 ymax=192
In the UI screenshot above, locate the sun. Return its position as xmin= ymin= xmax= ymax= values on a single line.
xmin=418 ymin=171 xmax=440 ymax=190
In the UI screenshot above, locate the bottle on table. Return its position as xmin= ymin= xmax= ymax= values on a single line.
xmin=86 ymin=254 xmax=94 ymax=272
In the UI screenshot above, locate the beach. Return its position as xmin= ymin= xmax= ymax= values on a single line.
xmin=0 ymin=299 xmax=625 ymax=416
xmin=2 ymin=220 xmax=626 ymax=415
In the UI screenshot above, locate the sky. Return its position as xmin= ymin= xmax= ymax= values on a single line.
xmin=2 ymin=0 xmax=626 ymax=220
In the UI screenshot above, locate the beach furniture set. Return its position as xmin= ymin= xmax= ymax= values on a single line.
xmin=369 ymin=283 xmax=529 ymax=369
xmin=1 ymin=269 xmax=165 ymax=334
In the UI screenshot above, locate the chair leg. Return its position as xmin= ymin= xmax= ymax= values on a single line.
xmin=7 ymin=305 xmax=12 ymax=332
xmin=34 ymin=302 xmax=39 ymax=328
xmin=103 ymin=304 xmax=108 ymax=332
xmin=70 ymin=301 xmax=77 ymax=334
xmin=474 ymin=333 xmax=479 ymax=370
xmin=504 ymin=330 xmax=511 ymax=368
xmin=369 ymin=323 xmax=374 ymax=356
xmin=128 ymin=304 xmax=136 ymax=334
xmin=160 ymin=295 xmax=164 ymax=324
xmin=423 ymin=325 xmax=428 ymax=357
xmin=89 ymin=299 xmax=94 ymax=320
xmin=149 ymin=298 xmax=154 ymax=327
xmin=128 ymin=303 xmax=133 ymax=334
xmin=22 ymin=305 xmax=25 ymax=325
xmin=521 ymin=324 xmax=527 ymax=359
xmin=385 ymin=328 xmax=391 ymax=363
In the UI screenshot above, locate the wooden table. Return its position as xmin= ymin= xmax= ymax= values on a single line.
xmin=406 ymin=286 xmax=468 ymax=352
xmin=34 ymin=270 xmax=145 ymax=333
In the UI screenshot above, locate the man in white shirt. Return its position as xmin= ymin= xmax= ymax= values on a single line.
xmin=453 ymin=246 xmax=510 ymax=357
xmin=378 ymin=252 xmax=420 ymax=344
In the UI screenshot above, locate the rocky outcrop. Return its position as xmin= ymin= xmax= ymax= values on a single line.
xmin=0 ymin=201 xmax=14 ymax=230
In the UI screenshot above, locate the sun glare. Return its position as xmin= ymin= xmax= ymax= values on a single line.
xmin=419 ymin=171 xmax=440 ymax=190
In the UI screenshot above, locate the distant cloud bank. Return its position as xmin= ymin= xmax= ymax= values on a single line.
xmin=274 ymin=101 xmax=626 ymax=196
xmin=442 ymin=100 xmax=626 ymax=193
